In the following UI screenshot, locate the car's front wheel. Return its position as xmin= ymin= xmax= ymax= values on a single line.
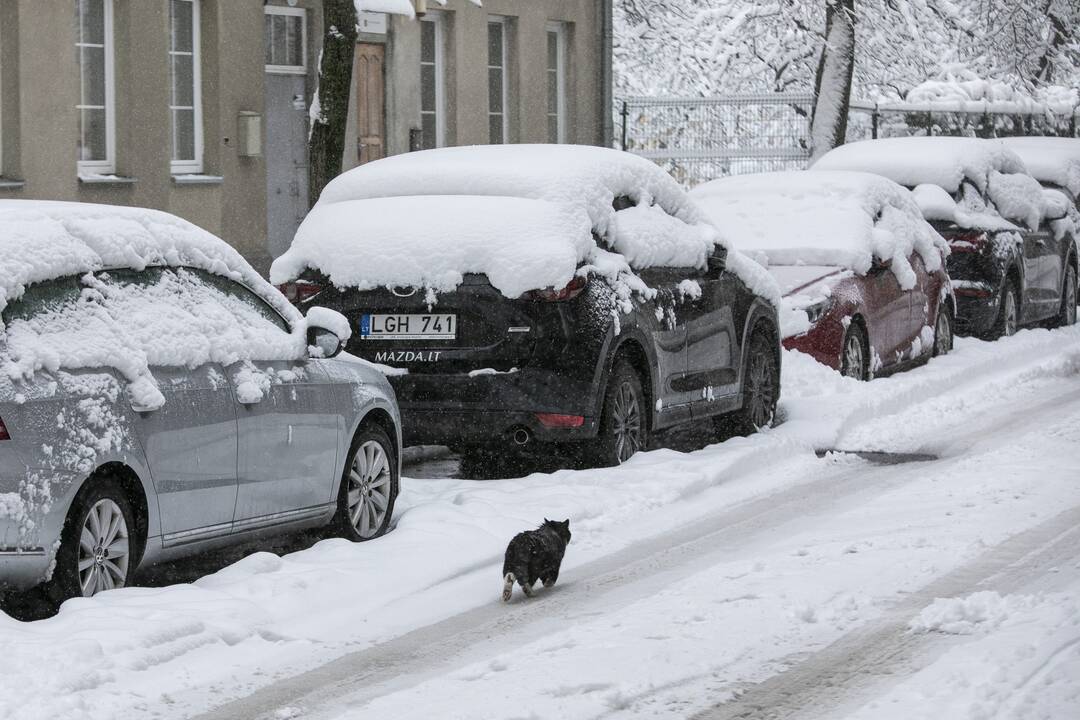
xmin=992 ymin=284 xmax=1019 ymax=339
xmin=50 ymin=479 xmax=136 ymax=601
xmin=933 ymin=305 xmax=954 ymax=357
xmin=841 ymin=323 xmax=869 ymax=380
xmin=590 ymin=359 xmax=647 ymax=467
xmin=335 ymin=424 xmax=398 ymax=541
xmin=1054 ymin=263 xmax=1077 ymax=328
xmin=729 ymin=327 xmax=779 ymax=434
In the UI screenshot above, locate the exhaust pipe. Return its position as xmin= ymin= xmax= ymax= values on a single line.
xmin=513 ymin=428 xmax=531 ymax=446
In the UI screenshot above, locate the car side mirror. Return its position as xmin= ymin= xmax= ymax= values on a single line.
xmin=308 ymin=327 xmax=343 ymax=359
xmin=304 ymin=306 xmax=351 ymax=359
xmin=706 ymin=246 xmax=727 ymax=278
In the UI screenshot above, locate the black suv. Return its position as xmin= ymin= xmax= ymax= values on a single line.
xmin=935 ymin=180 xmax=1076 ymax=337
xmin=274 ymin=146 xmax=781 ymax=467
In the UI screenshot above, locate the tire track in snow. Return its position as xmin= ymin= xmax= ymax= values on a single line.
xmin=690 ymin=508 xmax=1080 ymax=720
xmin=191 ymin=455 xmax=925 ymax=720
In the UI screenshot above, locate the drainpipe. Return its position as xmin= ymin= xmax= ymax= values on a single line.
xmin=414 ymin=0 xmax=427 ymax=17
xmin=601 ymin=0 xmax=614 ymax=147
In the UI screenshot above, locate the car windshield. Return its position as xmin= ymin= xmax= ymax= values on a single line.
xmin=2 ymin=267 xmax=296 ymax=371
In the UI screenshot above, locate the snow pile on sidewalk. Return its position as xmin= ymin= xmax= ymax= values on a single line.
xmin=0 ymin=201 xmax=305 ymax=409
xmin=691 ymin=171 xmax=947 ymax=285
xmin=271 ymin=145 xmax=778 ymax=304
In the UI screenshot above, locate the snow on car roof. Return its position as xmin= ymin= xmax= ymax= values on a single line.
xmin=271 ymin=145 xmax=756 ymax=301
xmin=998 ymin=137 xmax=1080 ymax=197
xmin=315 ymin=144 xmax=706 ymax=233
xmin=690 ymin=171 xmax=947 ymax=289
xmin=271 ymin=195 xmax=594 ymax=298
xmin=0 ymin=200 xmax=300 ymax=324
xmin=812 ymin=137 xmax=1028 ymax=194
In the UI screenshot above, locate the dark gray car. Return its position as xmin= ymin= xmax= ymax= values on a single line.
xmin=0 ymin=201 xmax=401 ymax=601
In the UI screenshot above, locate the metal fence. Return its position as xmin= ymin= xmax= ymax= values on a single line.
xmin=618 ymin=93 xmax=814 ymax=187
xmin=848 ymin=100 xmax=1080 ymax=141
xmin=620 ymin=93 xmax=1080 ymax=187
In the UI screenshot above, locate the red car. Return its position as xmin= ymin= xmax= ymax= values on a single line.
xmin=692 ymin=171 xmax=955 ymax=379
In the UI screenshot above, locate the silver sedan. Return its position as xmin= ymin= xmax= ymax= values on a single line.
xmin=0 ymin=265 xmax=400 ymax=602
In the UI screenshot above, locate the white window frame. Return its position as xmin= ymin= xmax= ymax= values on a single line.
xmin=264 ymin=5 xmax=307 ymax=76
xmin=546 ymin=22 xmax=568 ymax=144
xmin=169 ymin=0 xmax=203 ymax=174
xmin=76 ymin=0 xmax=116 ymax=175
xmin=487 ymin=16 xmax=509 ymax=145
xmin=420 ymin=12 xmax=445 ymax=149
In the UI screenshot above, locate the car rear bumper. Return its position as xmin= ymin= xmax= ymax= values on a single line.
xmin=391 ymin=368 xmax=600 ymax=446
xmin=954 ymin=292 xmax=1000 ymax=336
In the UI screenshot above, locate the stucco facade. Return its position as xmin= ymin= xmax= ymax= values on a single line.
xmin=0 ymin=1 xmax=611 ymax=274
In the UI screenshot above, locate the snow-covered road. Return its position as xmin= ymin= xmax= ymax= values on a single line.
xmin=3 ymin=325 xmax=1080 ymax=720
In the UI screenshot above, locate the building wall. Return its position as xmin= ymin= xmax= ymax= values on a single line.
xmin=343 ymin=0 xmax=606 ymax=173
xmin=0 ymin=1 xmax=608 ymax=274
xmin=0 ymin=0 xmax=274 ymax=269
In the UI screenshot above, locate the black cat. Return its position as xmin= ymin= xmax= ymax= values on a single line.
xmin=502 ymin=519 xmax=572 ymax=601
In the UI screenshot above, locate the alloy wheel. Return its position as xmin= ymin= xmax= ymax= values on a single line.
xmin=934 ymin=310 xmax=953 ymax=356
xmin=612 ymin=381 xmax=643 ymax=463
xmin=746 ymin=346 xmax=777 ymax=428
xmin=347 ymin=440 xmax=393 ymax=538
xmin=77 ymin=498 xmax=130 ymax=597
xmin=841 ymin=331 xmax=865 ymax=380
xmin=1066 ymin=269 xmax=1077 ymax=326
xmin=1003 ymin=290 xmax=1018 ymax=337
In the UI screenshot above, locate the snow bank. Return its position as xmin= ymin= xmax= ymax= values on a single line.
xmin=813 ymin=137 xmax=1028 ymax=194
xmin=0 ymin=201 xmax=306 ymax=408
xmin=1000 ymin=137 xmax=1080 ymax=198
xmin=271 ymin=145 xmax=763 ymax=303
xmin=690 ymin=171 xmax=947 ymax=290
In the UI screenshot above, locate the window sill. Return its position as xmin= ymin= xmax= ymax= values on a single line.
xmin=78 ymin=174 xmax=137 ymax=186
xmin=0 ymin=178 xmax=26 ymax=190
xmin=172 ymin=174 xmax=224 ymax=186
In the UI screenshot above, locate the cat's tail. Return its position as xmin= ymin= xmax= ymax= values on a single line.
xmin=501 ymin=573 xmax=515 ymax=602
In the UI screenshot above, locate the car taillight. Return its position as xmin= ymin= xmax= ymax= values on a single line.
xmin=277 ymin=280 xmax=325 ymax=304
xmin=0 ymin=417 xmax=9 ymax=441
xmin=522 ymin=275 xmax=587 ymax=302
xmin=535 ymin=413 xmax=585 ymax=429
xmin=945 ymin=231 xmax=988 ymax=253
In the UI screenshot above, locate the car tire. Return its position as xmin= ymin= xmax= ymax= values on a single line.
xmin=720 ymin=327 xmax=779 ymax=436
xmin=840 ymin=323 xmax=870 ymax=381
xmin=590 ymin=359 xmax=647 ymax=467
xmin=932 ymin=304 xmax=954 ymax=357
xmin=1053 ymin=263 xmax=1077 ymax=328
xmin=49 ymin=479 xmax=137 ymax=602
xmin=334 ymin=424 xmax=398 ymax=542
xmin=991 ymin=284 xmax=1019 ymax=339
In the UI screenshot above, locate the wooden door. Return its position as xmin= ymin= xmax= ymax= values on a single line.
xmin=356 ymin=43 xmax=386 ymax=164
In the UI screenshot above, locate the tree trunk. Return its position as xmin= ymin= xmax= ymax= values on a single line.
xmin=308 ymin=0 xmax=358 ymax=208
xmin=809 ymin=0 xmax=855 ymax=163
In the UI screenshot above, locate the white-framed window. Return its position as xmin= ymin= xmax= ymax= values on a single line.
xmin=546 ymin=22 xmax=567 ymax=144
xmin=419 ymin=13 xmax=445 ymax=150
xmin=487 ymin=17 xmax=508 ymax=144
xmin=264 ymin=5 xmax=306 ymax=75
xmin=76 ymin=0 xmax=115 ymax=174
xmin=169 ymin=0 xmax=202 ymax=174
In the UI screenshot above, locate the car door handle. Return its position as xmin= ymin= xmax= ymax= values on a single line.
xmin=1035 ymin=238 xmax=1048 ymax=247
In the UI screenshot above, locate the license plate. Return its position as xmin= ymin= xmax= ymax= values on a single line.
xmin=359 ymin=313 xmax=457 ymax=340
